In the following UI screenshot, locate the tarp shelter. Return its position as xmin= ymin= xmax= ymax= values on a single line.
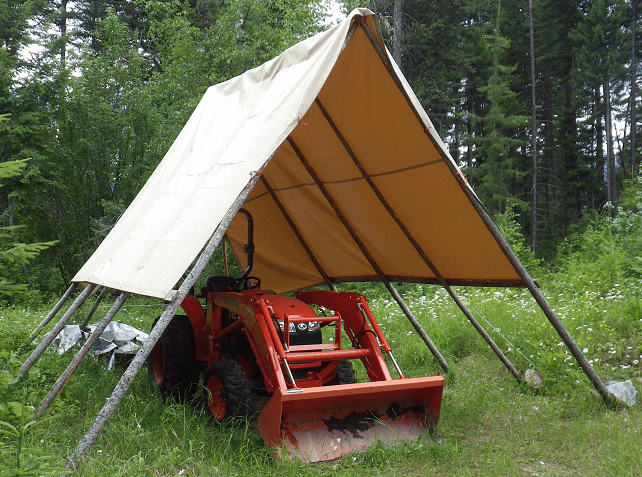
xmin=71 ymin=9 xmax=524 ymax=299
xmin=17 ymin=8 xmax=611 ymax=469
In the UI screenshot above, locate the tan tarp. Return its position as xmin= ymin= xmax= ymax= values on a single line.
xmin=73 ymin=8 xmax=525 ymax=300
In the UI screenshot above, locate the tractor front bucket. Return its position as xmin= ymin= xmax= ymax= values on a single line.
xmin=257 ymin=376 xmax=445 ymax=462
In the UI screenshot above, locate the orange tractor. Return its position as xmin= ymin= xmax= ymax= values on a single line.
xmin=148 ymin=210 xmax=444 ymax=462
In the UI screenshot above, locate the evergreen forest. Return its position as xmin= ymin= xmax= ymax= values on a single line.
xmin=1 ymin=0 xmax=641 ymax=299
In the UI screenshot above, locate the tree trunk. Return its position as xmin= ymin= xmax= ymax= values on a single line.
xmin=631 ymin=0 xmax=638 ymax=176
xmin=393 ymin=0 xmax=402 ymax=66
xmin=605 ymin=79 xmax=617 ymax=215
xmin=529 ymin=0 xmax=538 ymax=252
xmin=596 ymin=86 xmax=603 ymax=173
xmin=60 ymin=0 xmax=68 ymax=66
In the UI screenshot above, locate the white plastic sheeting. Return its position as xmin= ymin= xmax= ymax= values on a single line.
xmin=53 ymin=322 xmax=148 ymax=370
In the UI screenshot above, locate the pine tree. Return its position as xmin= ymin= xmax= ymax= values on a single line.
xmin=466 ymin=5 xmax=529 ymax=216
xmin=0 ymin=116 xmax=56 ymax=297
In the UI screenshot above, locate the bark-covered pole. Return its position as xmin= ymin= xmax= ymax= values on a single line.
xmin=384 ymin=282 xmax=450 ymax=372
xmin=17 ymin=283 xmax=78 ymax=354
xmin=37 ymin=292 xmax=129 ymax=416
xmin=443 ymin=282 xmax=521 ymax=379
xmin=19 ymin=284 xmax=97 ymax=377
xmin=81 ymin=286 xmax=109 ymax=329
xmin=312 ymin=98 xmax=449 ymax=371
xmin=289 ymin=135 xmax=451 ymax=372
xmin=461 ymin=188 xmax=613 ymax=402
xmin=65 ymin=166 xmax=268 ymax=471
xmin=358 ymin=19 xmax=607 ymax=394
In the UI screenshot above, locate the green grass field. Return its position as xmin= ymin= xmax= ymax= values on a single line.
xmin=1 ymin=279 xmax=641 ymax=476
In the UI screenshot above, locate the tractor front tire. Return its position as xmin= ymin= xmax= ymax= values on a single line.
xmin=330 ymin=360 xmax=357 ymax=385
xmin=203 ymin=360 xmax=251 ymax=422
xmin=148 ymin=315 xmax=198 ymax=401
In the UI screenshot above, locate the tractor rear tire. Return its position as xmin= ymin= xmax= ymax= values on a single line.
xmin=147 ymin=315 xmax=198 ymax=401
xmin=330 ymin=360 xmax=357 ymax=385
xmin=203 ymin=360 xmax=251 ymax=422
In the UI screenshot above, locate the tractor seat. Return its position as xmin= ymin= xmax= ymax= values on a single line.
xmin=201 ymin=276 xmax=239 ymax=295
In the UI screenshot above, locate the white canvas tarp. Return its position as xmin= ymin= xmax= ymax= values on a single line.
xmin=73 ymin=9 xmax=525 ymax=300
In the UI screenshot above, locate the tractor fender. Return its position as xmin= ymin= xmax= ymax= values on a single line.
xmin=180 ymin=295 xmax=208 ymax=360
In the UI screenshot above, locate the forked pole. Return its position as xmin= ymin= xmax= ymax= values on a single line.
xmin=65 ymin=166 xmax=269 ymax=470
xmin=37 ymin=292 xmax=130 ymax=416
xmin=17 ymin=283 xmax=78 ymax=354
xmin=19 ymin=284 xmax=98 ymax=377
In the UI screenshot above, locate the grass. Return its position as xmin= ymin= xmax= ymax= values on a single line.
xmin=1 ymin=279 xmax=641 ymax=476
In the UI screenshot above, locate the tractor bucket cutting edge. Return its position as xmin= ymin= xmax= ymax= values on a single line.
xmin=258 ymin=376 xmax=445 ymax=462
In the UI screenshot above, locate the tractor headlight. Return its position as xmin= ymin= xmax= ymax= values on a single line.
xmin=276 ymin=319 xmax=319 ymax=332
xmin=276 ymin=319 xmax=296 ymax=333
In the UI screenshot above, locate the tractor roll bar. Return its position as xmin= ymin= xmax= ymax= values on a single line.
xmin=236 ymin=208 xmax=254 ymax=281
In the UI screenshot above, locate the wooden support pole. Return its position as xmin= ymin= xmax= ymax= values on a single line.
xmin=359 ymin=18 xmax=612 ymax=400
xmin=65 ymin=167 xmax=268 ymax=471
xmin=17 ymin=283 xmax=78 ymax=354
xmin=19 ymin=284 xmax=97 ymax=377
xmin=363 ymin=8 xmax=612 ymax=396
xmin=222 ymin=240 xmax=229 ymax=276
xmin=466 ymin=199 xmax=613 ymax=401
xmin=38 ymin=292 xmax=129 ymax=416
xmin=311 ymin=100 xmax=449 ymax=370
xmin=341 ymin=17 xmax=361 ymax=53
xmin=81 ymin=286 xmax=109 ymax=329
xmin=384 ymin=282 xmax=449 ymax=372
xmin=442 ymin=282 xmax=521 ymax=380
